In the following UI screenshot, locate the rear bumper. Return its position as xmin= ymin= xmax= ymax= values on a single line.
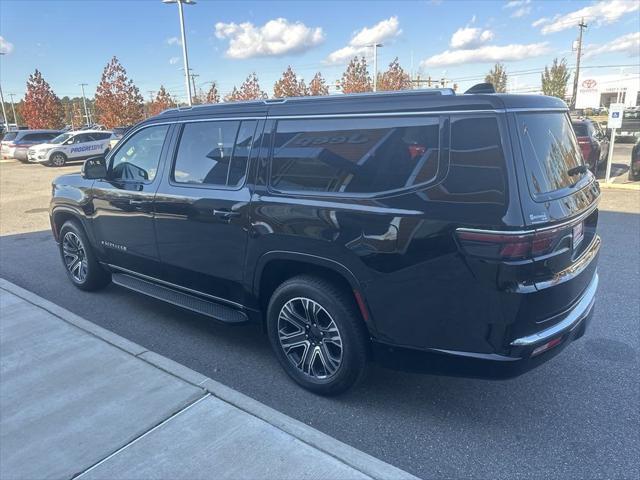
xmin=373 ymin=272 xmax=598 ymax=379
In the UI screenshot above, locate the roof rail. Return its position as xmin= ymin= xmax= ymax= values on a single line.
xmin=464 ymin=83 xmax=496 ymax=94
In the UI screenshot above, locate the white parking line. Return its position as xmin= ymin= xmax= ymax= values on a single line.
xmin=0 ymin=159 xmax=16 ymax=164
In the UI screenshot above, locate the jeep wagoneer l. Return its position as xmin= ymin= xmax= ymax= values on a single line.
xmin=50 ymin=86 xmax=601 ymax=394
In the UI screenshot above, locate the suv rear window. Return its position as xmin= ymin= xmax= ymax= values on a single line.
xmin=572 ymin=123 xmax=589 ymax=137
xmin=517 ymin=112 xmax=585 ymax=198
xmin=270 ymin=116 xmax=440 ymax=195
xmin=3 ymin=133 xmax=17 ymax=142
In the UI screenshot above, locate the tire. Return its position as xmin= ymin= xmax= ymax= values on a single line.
xmin=50 ymin=152 xmax=67 ymax=167
xmin=266 ymin=275 xmax=368 ymax=395
xmin=58 ymin=220 xmax=111 ymax=291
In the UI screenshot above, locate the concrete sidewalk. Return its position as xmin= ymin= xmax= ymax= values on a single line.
xmin=0 ymin=279 xmax=417 ymax=480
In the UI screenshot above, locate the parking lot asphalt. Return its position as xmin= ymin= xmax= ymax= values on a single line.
xmin=0 ymin=158 xmax=639 ymax=479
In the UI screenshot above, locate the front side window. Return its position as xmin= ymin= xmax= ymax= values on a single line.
xmin=51 ymin=133 xmax=73 ymax=144
xmin=109 ymin=125 xmax=169 ymax=182
xmin=270 ymin=116 xmax=440 ymax=195
xmin=173 ymin=120 xmax=256 ymax=188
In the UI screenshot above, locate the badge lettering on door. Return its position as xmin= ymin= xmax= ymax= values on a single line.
xmin=101 ymin=240 xmax=127 ymax=251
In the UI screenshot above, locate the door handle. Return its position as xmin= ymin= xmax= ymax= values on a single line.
xmin=212 ymin=209 xmax=240 ymax=218
xmin=129 ymin=199 xmax=145 ymax=205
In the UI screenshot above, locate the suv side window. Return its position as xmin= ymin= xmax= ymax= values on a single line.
xmin=444 ymin=115 xmax=507 ymax=204
xmin=269 ymin=116 xmax=440 ymax=195
xmin=109 ymin=125 xmax=170 ymax=182
xmin=71 ymin=134 xmax=91 ymax=144
xmin=172 ymin=120 xmax=256 ymax=188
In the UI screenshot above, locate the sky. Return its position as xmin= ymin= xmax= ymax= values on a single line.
xmin=0 ymin=0 xmax=639 ymax=102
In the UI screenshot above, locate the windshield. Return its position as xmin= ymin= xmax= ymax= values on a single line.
xmin=50 ymin=133 xmax=74 ymax=144
xmin=517 ymin=112 xmax=586 ymax=198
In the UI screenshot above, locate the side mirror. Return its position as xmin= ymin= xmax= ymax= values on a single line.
xmin=82 ymin=156 xmax=107 ymax=180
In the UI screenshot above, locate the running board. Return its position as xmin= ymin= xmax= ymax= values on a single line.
xmin=111 ymin=273 xmax=248 ymax=324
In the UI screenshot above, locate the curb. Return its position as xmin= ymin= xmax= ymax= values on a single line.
xmin=598 ymin=181 xmax=640 ymax=191
xmin=0 ymin=278 xmax=419 ymax=480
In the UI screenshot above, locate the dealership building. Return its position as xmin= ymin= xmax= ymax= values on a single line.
xmin=574 ymin=74 xmax=640 ymax=109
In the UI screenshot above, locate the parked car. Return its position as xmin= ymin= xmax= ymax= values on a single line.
xmin=0 ymin=130 xmax=64 ymax=162
xmin=28 ymin=130 xmax=113 ymax=167
xmin=630 ymin=138 xmax=640 ymax=181
xmin=109 ymin=126 xmax=132 ymax=149
xmin=619 ymin=109 xmax=640 ymax=143
xmin=50 ymin=89 xmax=601 ymax=394
xmin=572 ymin=118 xmax=609 ymax=171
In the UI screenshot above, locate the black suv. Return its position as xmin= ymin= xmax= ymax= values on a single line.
xmin=50 ymin=89 xmax=601 ymax=394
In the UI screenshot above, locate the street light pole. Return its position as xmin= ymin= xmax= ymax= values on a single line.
xmin=163 ymin=0 xmax=196 ymax=106
xmin=368 ymin=43 xmax=383 ymax=92
xmin=0 ymin=52 xmax=9 ymax=131
xmin=79 ymin=83 xmax=91 ymax=125
xmin=8 ymin=93 xmax=18 ymax=124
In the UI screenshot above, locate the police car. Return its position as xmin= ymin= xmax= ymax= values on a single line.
xmin=27 ymin=130 xmax=113 ymax=167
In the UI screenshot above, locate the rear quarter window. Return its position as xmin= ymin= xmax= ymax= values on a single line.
xmin=269 ymin=116 xmax=440 ymax=195
xmin=517 ymin=112 xmax=586 ymax=200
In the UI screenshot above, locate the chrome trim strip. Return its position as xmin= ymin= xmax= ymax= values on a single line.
xmin=511 ymin=272 xmax=598 ymax=347
xmin=268 ymin=110 xmax=503 ymax=119
xmin=456 ymin=202 xmax=599 ymax=236
xmin=107 ymin=264 xmax=245 ymax=309
xmin=507 ymin=107 xmax=569 ymax=113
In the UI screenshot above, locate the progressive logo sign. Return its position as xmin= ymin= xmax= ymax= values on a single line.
xmin=70 ymin=144 xmax=103 ymax=154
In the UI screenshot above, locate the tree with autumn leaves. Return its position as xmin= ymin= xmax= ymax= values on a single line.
xmin=340 ymin=57 xmax=372 ymax=94
xmin=94 ymin=57 xmax=144 ymax=128
xmin=148 ymin=86 xmax=173 ymax=116
xmin=20 ymin=70 xmax=64 ymax=129
xmin=377 ymin=58 xmax=411 ymax=91
xmin=225 ymin=73 xmax=267 ymax=102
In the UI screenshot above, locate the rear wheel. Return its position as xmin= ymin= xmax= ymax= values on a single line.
xmin=50 ymin=152 xmax=66 ymax=167
xmin=267 ymin=275 xmax=368 ymax=395
xmin=59 ymin=221 xmax=110 ymax=291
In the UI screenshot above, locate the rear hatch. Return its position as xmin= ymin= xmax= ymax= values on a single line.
xmin=510 ymin=110 xmax=600 ymax=337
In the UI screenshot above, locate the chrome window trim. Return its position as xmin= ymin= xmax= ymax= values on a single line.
xmin=107 ymin=264 xmax=246 ymax=309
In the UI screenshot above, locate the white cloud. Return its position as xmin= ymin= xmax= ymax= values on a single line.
xmin=421 ymin=42 xmax=550 ymax=67
xmin=450 ymin=27 xmax=494 ymax=49
xmin=0 ymin=36 xmax=14 ymax=54
xmin=533 ymin=0 xmax=639 ymax=34
xmin=583 ymin=32 xmax=640 ymax=59
xmin=504 ymin=1 xmax=531 ymax=17
xmin=167 ymin=36 xmax=182 ymax=46
xmin=325 ymin=16 xmax=401 ymax=64
xmin=214 ymin=18 xmax=324 ymax=59
xmin=169 ymin=56 xmax=180 ymax=65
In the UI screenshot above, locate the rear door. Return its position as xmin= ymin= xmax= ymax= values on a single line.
xmin=509 ymin=110 xmax=600 ymax=328
xmin=153 ymin=118 xmax=263 ymax=304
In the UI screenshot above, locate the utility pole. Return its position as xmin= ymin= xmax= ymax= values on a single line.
xmin=163 ymin=0 xmax=196 ymax=106
xmin=570 ymin=18 xmax=587 ymax=109
xmin=190 ymin=73 xmax=199 ymax=103
xmin=8 ymin=93 xmax=18 ymax=124
xmin=79 ymin=83 xmax=92 ymax=126
xmin=368 ymin=43 xmax=383 ymax=92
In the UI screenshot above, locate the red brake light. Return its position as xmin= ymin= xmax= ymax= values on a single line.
xmin=577 ymin=136 xmax=592 ymax=161
xmin=408 ymin=144 xmax=426 ymax=160
xmin=456 ymin=225 xmax=572 ymax=260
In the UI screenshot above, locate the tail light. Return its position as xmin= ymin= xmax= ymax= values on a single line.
xmin=577 ymin=136 xmax=592 ymax=163
xmin=456 ymin=225 xmax=572 ymax=260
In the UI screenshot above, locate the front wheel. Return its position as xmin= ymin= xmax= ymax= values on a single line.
xmin=267 ymin=275 xmax=368 ymax=395
xmin=59 ymin=221 xmax=111 ymax=291
xmin=50 ymin=152 xmax=66 ymax=167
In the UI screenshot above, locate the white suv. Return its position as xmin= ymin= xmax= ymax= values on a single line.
xmin=28 ymin=130 xmax=113 ymax=167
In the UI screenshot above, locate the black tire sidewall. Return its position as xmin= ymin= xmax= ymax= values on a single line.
xmin=267 ymin=276 xmax=367 ymax=395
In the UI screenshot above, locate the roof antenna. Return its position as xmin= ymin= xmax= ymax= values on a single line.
xmin=464 ymin=83 xmax=496 ymax=94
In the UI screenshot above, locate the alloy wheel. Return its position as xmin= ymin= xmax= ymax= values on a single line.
xmin=62 ymin=231 xmax=88 ymax=283
xmin=277 ymin=297 xmax=343 ymax=379
xmin=51 ymin=154 xmax=65 ymax=167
